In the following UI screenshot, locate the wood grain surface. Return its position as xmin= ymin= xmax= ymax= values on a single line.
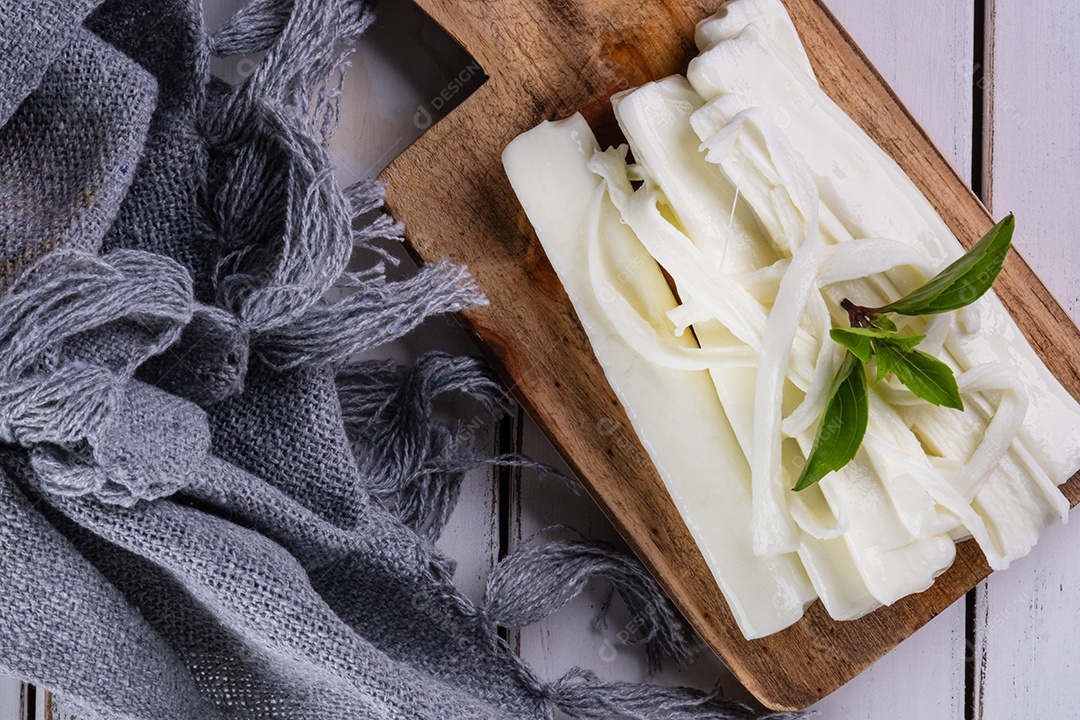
xmin=379 ymin=0 xmax=1080 ymax=709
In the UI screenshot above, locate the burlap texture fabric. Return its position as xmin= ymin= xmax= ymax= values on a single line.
xmin=0 ymin=1 xmax=803 ymax=718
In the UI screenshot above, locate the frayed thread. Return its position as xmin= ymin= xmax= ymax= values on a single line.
xmin=0 ymin=364 xmax=120 ymax=449
xmin=547 ymin=668 xmax=810 ymax=720
xmin=0 ymin=249 xmax=193 ymax=379
xmin=204 ymin=0 xmax=373 ymax=331
xmin=0 ymin=250 xmax=208 ymax=505
xmin=208 ymin=0 xmax=293 ymax=57
xmin=202 ymin=0 xmax=480 ymax=376
xmin=483 ymin=528 xmax=699 ymax=672
xmin=257 ymin=260 xmax=485 ymax=371
xmin=337 ymin=351 xmax=510 ymax=540
xmin=0 ymin=249 xmax=194 ymax=449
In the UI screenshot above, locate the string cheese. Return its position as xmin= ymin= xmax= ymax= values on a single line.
xmin=502 ymin=0 xmax=1080 ymax=639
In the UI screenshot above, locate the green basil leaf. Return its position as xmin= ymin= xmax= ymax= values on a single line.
xmin=869 ymin=313 xmax=897 ymax=332
xmin=794 ymin=353 xmax=869 ymax=491
xmin=875 ymin=339 xmax=964 ymax=410
xmin=872 ymin=337 xmax=902 ymax=383
xmin=829 ymin=328 xmax=873 ymax=362
xmin=880 ymin=214 xmax=1014 ymax=316
xmin=872 ymin=334 xmax=924 ymax=382
xmin=830 ymin=328 xmax=927 ymax=366
xmin=835 ymin=326 xmax=923 ymax=342
xmin=878 ymin=333 xmax=924 ymax=351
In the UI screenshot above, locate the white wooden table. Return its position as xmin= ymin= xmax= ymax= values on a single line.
xmin=7 ymin=1 xmax=1079 ymax=717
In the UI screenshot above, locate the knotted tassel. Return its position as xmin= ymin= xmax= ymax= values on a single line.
xmin=547 ymin=668 xmax=808 ymax=720
xmin=338 ymin=351 xmax=512 ymax=540
xmin=208 ymin=0 xmax=293 ymax=58
xmin=0 ymin=249 xmax=207 ymax=506
xmin=0 ymin=250 xmax=194 ymax=451
xmin=0 ymin=364 xmax=120 ymax=448
xmin=256 ymin=260 xmax=485 ymax=371
xmin=0 ymin=249 xmax=193 ymax=379
xmin=205 ymin=0 xmax=376 ymax=333
xmin=202 ymin=0 xmax=484 ymax=376
xmin=483 ymin=529 xmax=699 ymax=671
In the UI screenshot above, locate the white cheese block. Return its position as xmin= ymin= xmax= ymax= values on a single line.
xmin=694 ymin=0 xmax=817 ymax=84
xmin=687 ymin=24 xmax=1080 ymax=566
xmin=612 ymin=77 xmax=955 ymax=611
xmin=503 ymin=114 xmax=817 ymax=639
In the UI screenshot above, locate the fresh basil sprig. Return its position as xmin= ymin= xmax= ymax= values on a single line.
xmin=793 ymin=353 xmax=869 ymax=491
xmin=794 ymin=215 xmax=1014 ymax=491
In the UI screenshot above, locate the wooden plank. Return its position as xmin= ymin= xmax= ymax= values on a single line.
xmin=825 ymin=1 xmax=974 ymax=181
xmin=436 ymin=424 xmax=502 ymax=605
xmin=973 ymin=1 xmax=1080 ymax=717
xmin=381 ymin=0 xmax=1080 ymax=708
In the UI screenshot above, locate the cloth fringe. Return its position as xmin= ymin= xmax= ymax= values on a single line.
xmin=337 ymin=351 xmax=511 ymax=540
xmin=547 ymin=668 xmax=808 ymax=720
xmin=257 ymin=260 xmax=484 ymax=371
xmin=0 ymin=250 xmax=193 ymax=449
xmin=201 ymin=0 xmax=483 ymax=383
xmin=483 ymin=528 xmax=700 ymax=672
xmin=208 ymin=0 xmax=293 ymax=57
xmin=204 ymin=0 xmax=370 ymax=331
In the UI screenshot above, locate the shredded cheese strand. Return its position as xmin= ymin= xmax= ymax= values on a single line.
xmin=955 ymin=364 xmax=1030 ymax=502
xmin=584 ymin=186 xmax=759 ymax=370
xmin=700 ymin=107 xmax=824 ymax=557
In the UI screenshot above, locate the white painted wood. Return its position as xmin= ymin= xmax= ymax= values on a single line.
xmin=982 ymin=0 xmax=1080 ymax=323
xmin=973 ymin=2 xmax=1080 ymax=718
xmin=330 ymin=1 xmax=485 ymax=182
xmin=823 ymin=0 xmax=976 ymax=181
xmin=812 ymin=610 xmax=966 ymax=717
xmin=0 ymin=679 xmax=21 ymax=720
xmin=436 ymin=430 xmax=502 ymax=606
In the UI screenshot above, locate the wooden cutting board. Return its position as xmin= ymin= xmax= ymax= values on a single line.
xmin=380 ymin=0 xmax=1080 ymax=710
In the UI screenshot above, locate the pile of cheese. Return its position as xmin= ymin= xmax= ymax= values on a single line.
xmin=502 ymin=0 xmax=1080 ymax=640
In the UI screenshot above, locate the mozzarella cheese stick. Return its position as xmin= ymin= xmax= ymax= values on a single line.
xmin=687 ymin=25 xmax=1080 ymax=489
xmin=613 ymin=77 xmax=955 ymax=609
xmin=503 ymin=114 xmax=816 ymax=639
xmin=611 ymin=77 xmax=775 ymax=274
xmin=694 ymin=0 xmax=817 ymax=84
xmin=502 ymin=0 xmax=1080 ymax=640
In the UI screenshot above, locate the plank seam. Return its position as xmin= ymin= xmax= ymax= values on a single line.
xmin=982 ymin=0 xmax=996 ymax=208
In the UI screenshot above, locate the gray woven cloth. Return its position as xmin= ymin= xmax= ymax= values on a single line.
xmin=0 ymin=1 xmax=804 ymax=718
